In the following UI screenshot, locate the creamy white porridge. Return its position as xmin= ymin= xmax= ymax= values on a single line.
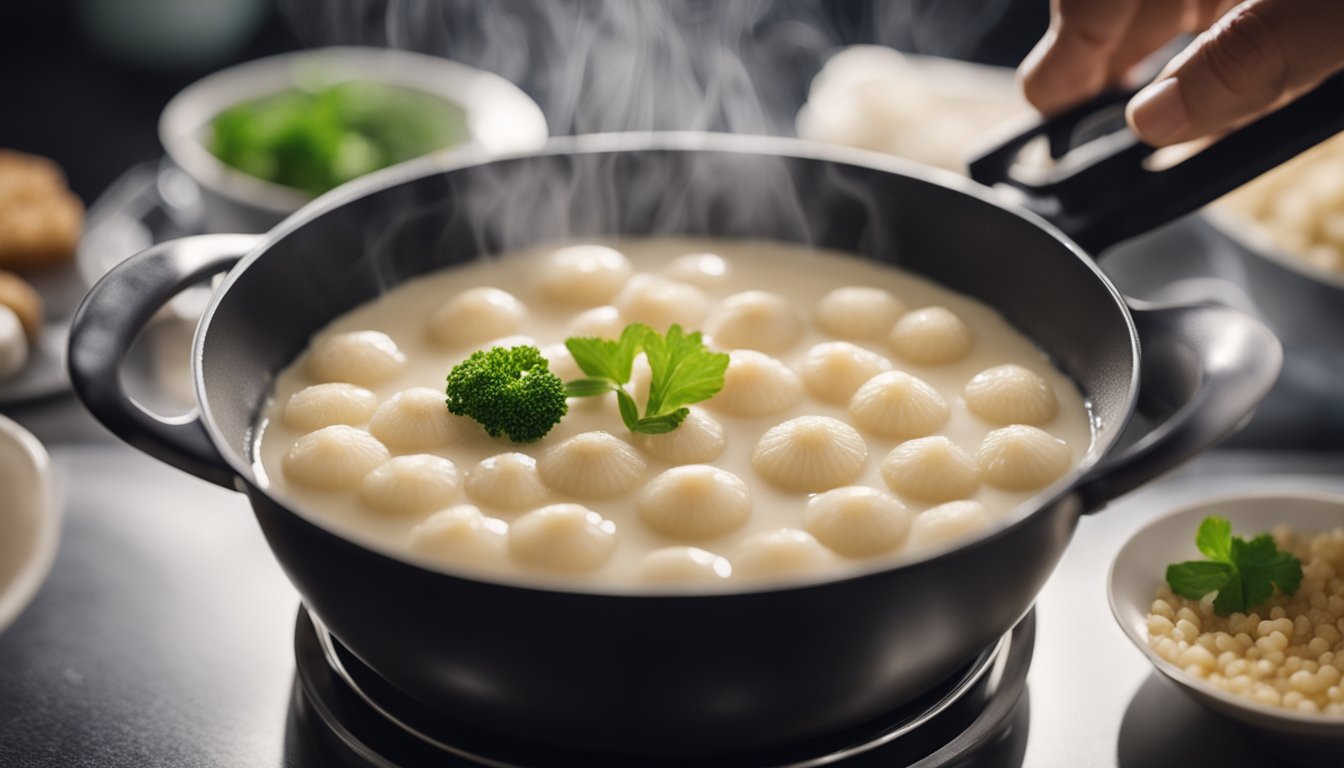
xmin=253 ymin=238 xmax=1093 ymax=590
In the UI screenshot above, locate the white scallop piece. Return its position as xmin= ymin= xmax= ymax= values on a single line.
xmin=661 ymin=252 xmax=731 ymax=291
xmin=369 ymin=388 xmax=468 ymax=451
xmin=707 ymin=350 xmax=804 ymax=417
xmin=508 ymin=503 xmax=617 ymax=573
xmin=798 ymin=342 xmax=893 ymax=404
xmin=888 ymin=306 xmax=974 ymax=366
xmin=963 ymin=364 xmax=1058 ymax=426
xmin=704 ymin=291 xmax=805 ymax=353
xmin=359 ymin=454 xmax=460 ymax=516
xmin=848 ymin=371 xmax=949 ymax=439
xmin=733 ymin=529 xmax=832 ymax=580
xmin=408 ymin=505 xmax=509 ymax=567
xmin=632 ymin=408 xmax=726 ymax=464
xmin=282 ymin=383 xmax=379 ymax=431
xmin=537 ymin=431 xmax=647 ymax=499
xmin=751 ymin=416 xmax=868 ymax=492
xmin=282 ymin=426 xmax=390 ymax=491
xmin=637 ymin=465 xmax=752 ymax=540
xmin=910 ymin=501 xmax=994 ymax=548
xmin=0 ymin=305 xmax=27 ymax=380
xmin=612 ymin=274 xmax=711 ymax=331
xmin=464 ymin=452 xmax=551 ymax=511
xmin=814 ymin=287 xmax=905 ymax=340
xmin=803 ymin=486 xmax=912 ymax=558
xmin=535 ymin=245 xmax=633 ymax=306
xmin=879 ymin=436 xmax=980 ymax=503
xmin=637 ymin=547 xmax=732 ymax=583
xmin=305 ymin=331 xmax=407 ymax=386
xmin=427 ymin=287 xmax=528 ymax=348
xmin=976 ymin=425 xmax=1072 ymax=491
xmin=541 ymin=343 xmax=583 ymax=382
xmin=567 ymin=305 xmax=625 ymax=339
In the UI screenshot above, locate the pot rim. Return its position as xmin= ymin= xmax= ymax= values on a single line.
xmin=193 ymin=132 xmax=1140 ymax=597
xmin=1203 ymin=205 xmax=1344 ymax=291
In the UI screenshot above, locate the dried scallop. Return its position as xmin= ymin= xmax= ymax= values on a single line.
xmin=427 ymin=287 xmax=527 ymax=348
xmin=508 ymin=504 xmax=617 ymax=573
xmin=283 ymin=383 xmax=379 ymax=431
xmin=612 ymin=274 xmax=710 ymax=331
xmin=888 ymin=306 xmax=973 ymax=365
xmin=283 ymin=426 xmax=389 ymax=491
xmin=369 ymin=388 xmax=469 ymax=451
xmin=879 ymin=436 xmax=979 ymax=502
xmin=637 ymin=465 xmax=752 ymax=540
xmin=963 ymin=364 xmax=1058 ymax=425
xmin=798 ymin=341 xmax=892 ymax=404
xmin=409 ymin=505 xmax=509 ymax=567
xmin=815 ymin=287 xmax=904 ymax=339
xmin=359 ymin=454 xmax=460 ymax=516
xmin=803 ymin=486 xmax=911 ymax=558
xmin=464 ymin=452 xmax=551 ymax=511
xmin=751 ymin=416 xmax=868 ymax=492
xmin=306 ymin=331 xmax=406 ymax=386
xmin=632 ymin=408 xmax=726 ymax=464
xmin=734 ymin=529 xmax=832 ymax=579
xmin=706 ymin=350 xmax=804 ymax=417
xmin=910 ymin=501 xmax=993 ymax=547
xmin=976 ymin=425 xmax=1071 ymax=490
xmin=536 ymin=245 xmax=633 ymax=306
xmin=848 ymin=371 xmax=948 ymax=439
xmin=704 ymin=291 xmax=804 ymax=353
xmin=637 ymin=547 xmax=732 ymax=582
xmin=537 ymin=431 xmax=646 ymax=499
xmin=0 ymin=305 xmax=27 ymax=380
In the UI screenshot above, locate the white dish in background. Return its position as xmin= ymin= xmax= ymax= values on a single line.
xmin=0 ymin=415 xmax=59 ymax=633
xmin=1109 ymin=492 xmax=1344 ymax=747
xmin=159 ymin=46 xmax=549 ymax=234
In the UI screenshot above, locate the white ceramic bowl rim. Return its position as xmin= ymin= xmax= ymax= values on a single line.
xmin=1109 ymin=489 xmax=1344 ymax=729
xmin=0 ymin=415 xmax=59 ymax=633
xmin=158 ymin=45 xmax=549 ymax=217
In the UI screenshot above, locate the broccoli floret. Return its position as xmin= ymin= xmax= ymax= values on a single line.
xmin=445 ymin=346 xmax=568 ymax=443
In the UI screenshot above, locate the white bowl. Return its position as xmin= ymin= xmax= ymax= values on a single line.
xmin=1109 ymin=491 xmax=1344 ymax=744
xmin=159 ymin=46 xmax=549 ymax=233
xmin=0 ymin=415 xmax=59 ymax=633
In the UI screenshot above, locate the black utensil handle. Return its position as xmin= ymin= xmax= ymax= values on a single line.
xmin=969 ymin=72 xmax=1344 ymax=254
xmin=68 ymin=234 xmax=262 ymax=490
xmin=1077 ymin=302 xmax=1281 ymax=511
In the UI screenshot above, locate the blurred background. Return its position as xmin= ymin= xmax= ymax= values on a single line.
xmin=0 ymin=0 xmax=1047 ymax=205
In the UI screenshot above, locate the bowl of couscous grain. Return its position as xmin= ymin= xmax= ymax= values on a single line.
xmin=1110 ymin=491 xmax=1344 ymax=747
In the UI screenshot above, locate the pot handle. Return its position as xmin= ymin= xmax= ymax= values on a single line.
xmin=1076 ymin=301 xmax=1281 ymax=512
xmin=968 ymin=72 xmax=1344 ymax=254
xmin=68 ymin=234 xmax=262 ymax=490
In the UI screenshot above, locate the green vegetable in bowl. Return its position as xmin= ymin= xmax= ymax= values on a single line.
xmin=445 ymin=346 xmax=568 ymax=443
xmin=1166 ymin=516 xmax=1304 ymax=617
xmin=209 ymin=81 xmax=468 ymax=197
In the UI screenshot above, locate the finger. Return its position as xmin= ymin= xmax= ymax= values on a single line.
xmin=1127 ymin=0 xmax=1344 ymax=145
xmin=1105 ymin=0 xmax=1189 ymax=83
xmin=1020 ymin=0 xmax=1145 ymax=115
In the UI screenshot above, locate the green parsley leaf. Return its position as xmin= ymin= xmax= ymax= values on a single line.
xmin=1164 ymin=516 xmax=1303 ymax=617
xmin=562 ymin=323 xmax=729 ymax=436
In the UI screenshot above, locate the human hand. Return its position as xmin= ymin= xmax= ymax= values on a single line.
xmin=1018 ymin=0 xmax=1344 ymax=146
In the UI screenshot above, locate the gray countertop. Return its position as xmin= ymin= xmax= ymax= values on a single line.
xmin=1 ymin=396 xmax=1340 ymax=766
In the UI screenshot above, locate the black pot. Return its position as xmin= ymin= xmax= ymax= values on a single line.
xmin=70 ymin=105 xmax=1321 ymax=753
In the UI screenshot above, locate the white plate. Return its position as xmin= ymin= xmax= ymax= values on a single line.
xmin=0 ymin=415 xmax=58 ymax=632
xmin=1109 ymin=492 xmax=1344 ymax=743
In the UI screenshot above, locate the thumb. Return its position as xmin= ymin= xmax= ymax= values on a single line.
xmin=1126 ymin=0 xmax=1344 ymax=146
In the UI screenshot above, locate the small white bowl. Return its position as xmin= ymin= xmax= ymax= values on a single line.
xmin=159 ymin=46 xmax=549 ymax=233
xmin=0 ymin=415 xmax=59 ymax=633
xmin=1110 ymin=491 xmax=1344 ymax=743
